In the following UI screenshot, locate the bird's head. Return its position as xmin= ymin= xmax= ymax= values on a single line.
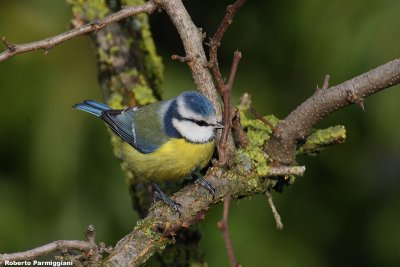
xmin=169 ymin=91 xmax=223 ymax=143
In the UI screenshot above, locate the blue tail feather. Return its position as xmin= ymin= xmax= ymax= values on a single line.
xmin=73 ymin=100 xmax=111 ymax=117
xmin=83 ymin=100 xmax=111 ymax=111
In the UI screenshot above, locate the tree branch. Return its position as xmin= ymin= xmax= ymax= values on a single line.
xmin=264 ymin=191 xmax=283 ymax=230
xmin=1 ymin=146 xmax=306 ymax=266
xmin=206 ymin=0 xmax=246 ymax=165
xmin=0 ymin=241 xmax=92 ymax=263
xmin=232 ymin=108 xmax=250 ymax=148
xmin=0 ymin=1 xmax=157 ymax=63
xmin=157 ymin=0 xmax=221 ymax=118
xmin=250 ymin=106 xmax=274 ymax=129
xmin=217 ymin=51 xmax=242 ymax=164
xmin=207 ymin=0 xmax=247 ymax=71
xmin=4 ymin=0 xmax=399 ymax=266
xmin=265 ymin=58 xmax=400 ymax=164
xmin=69 ymin=1 xmax=205 ymax=266
xmin=0 ymin=225 xmax=110 ymax=264
xmin=103 ymin=165 xmax=305 ymax=266
xmin=218 ymin=196 xmax=240 ymax=267
xmin=296 ymin=125 xmax=346 ymax=156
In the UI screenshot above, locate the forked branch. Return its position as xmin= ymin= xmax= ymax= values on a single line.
xmin=207 ymin=0 xmax=247 ymax=165
xmin=2 ymin=0 xmax=400 ymax=266
xmin=265 ymin=58 xmax=400 ymax=164
xmin=157 ymin=0 xmax=222 ymax=116
xmin=0 ymin=225 xmax=111 ymax=264
xmin=103 ymin=165 xmax=305 ymax=266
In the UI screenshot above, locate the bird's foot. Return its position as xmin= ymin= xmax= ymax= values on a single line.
xmin=152 ymin=183 xmax=181 ymax=215
xmin=192 ymin=173 xmax=215 ymax=196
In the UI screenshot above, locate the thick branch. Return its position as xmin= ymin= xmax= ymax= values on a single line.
xmin=265 ymin=58 xmax=400 ymax=164
xmin=0 ymin=1 xmax=157 ymax=63
xmin=157 ymin=0 xmax=221 ymax=118
xmin=103 ymin=165 xmax=305 ymax=266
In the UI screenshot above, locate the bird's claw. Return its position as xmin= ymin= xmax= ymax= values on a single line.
xmin=193 ymin=174 xmax=216 ymax=197
xmin=152 ymin=183 xmax=182 ymax=215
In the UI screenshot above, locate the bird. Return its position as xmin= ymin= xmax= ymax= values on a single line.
xmin=73 ymin=91 xmax=223 ymax=212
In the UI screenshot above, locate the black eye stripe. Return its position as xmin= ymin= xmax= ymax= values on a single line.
xmin=196 ymin=120 xmax=208 ymax=126
xmin=183 ymin=118 xmax=210 ymax=126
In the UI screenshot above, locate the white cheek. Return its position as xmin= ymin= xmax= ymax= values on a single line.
xmin=172 ymin=119 xmax=214 ymax=143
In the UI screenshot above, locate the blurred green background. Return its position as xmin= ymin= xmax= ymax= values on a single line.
xmin=1 ymin=0 xmax=400 ymax=266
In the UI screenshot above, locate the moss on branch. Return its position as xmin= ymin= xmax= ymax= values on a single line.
xmin=69 ymin=1 xmax=207 ymax=266
xmin=297 ymin=125 xmax=346 ymax=156
xmin=66 ymin=0 xmax=349 ymax=265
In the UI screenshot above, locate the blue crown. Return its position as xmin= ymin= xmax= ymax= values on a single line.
xmin=179 ymin=91 xmax=215 ymax=117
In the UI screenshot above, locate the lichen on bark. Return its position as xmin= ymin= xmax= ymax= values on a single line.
xmin=297 ymin=125 xmax=346 ymax=156
xmin=68 ymin=0 xmax=206 ymax=265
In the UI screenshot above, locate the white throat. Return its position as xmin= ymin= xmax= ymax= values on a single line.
xmin=172 ymin=118 xmax=215 ymax=143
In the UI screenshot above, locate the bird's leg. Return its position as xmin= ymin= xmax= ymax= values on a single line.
xmin=192 ymin=171 xmax=215 ymax=196
xmin=152 ymin=183 xmax=181 ymax=214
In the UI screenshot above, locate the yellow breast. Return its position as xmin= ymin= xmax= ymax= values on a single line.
xmin=123 ymin=138 xmax=215 ymax=181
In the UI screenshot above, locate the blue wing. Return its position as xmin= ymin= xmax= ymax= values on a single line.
xmin=74 ymin=100 xmax=167 ymax=154
xmin=102 ymin=107 xmax=165 ymax=154
xmin=100 ymin=108 xmax=139 ymax=150
xmin=74 ymin=100 xmax=140 ymax=150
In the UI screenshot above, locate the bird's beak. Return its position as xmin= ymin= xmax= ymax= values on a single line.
xmin=213 ymin=122 xmax=224 ymax=129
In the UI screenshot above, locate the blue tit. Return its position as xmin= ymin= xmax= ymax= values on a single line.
xmin=73 ymin=91 xmax=223 ymax=211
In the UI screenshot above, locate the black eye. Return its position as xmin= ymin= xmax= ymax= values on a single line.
xmin=195 ymin=120 xmax=209 ymax=126
xmin=183 ymin=118 xmax=210 ymax=126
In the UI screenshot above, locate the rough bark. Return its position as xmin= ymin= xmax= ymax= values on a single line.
xmin=265 ymin=59 xmax=400 ymax=164
xmin=69 ymin=0 xmax=205 ymax=266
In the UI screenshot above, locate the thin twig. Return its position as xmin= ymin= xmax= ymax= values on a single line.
xmin=316 ymin=74 xmax=330 ymax=91
xmin=0 ymin=241 xmax=92 ymax=262
xmin=1 ymin=37 xmax=15 ymax=51
xmin=207 ymin=0 xmax=246 ymax=165
xmin=217 ymin=196 xmax=239 ymax=267
xmin=232 ymin=109 xmax=249 ymax=148
xmin=237 ymin=92 xmax=252 ymax=111
xmin=171 ymin=54 xmax=192 ymax=63
xmin=217 ymin=51 xmax=242 ymax=165
xmin=0 ymin=1 xmax=158 ymax=63
xmin=264 ymin=191 xmax=283 ymax=230
xmin=321 ymin=74 xmax=330 ymax=90
xmin=250 ymin=107 xmax=274 ymax=129
xmin=207 ymin=0 xmax=247 ymax=70
xmin=232 ymin=92 xmax=251 ymax=147
xmin=85 ymin=224 xmax=96 ymax=244
xmin=0 ymin=225 xmax=99 ymax=263
xmin=226 ymin=51 xmax=242 ymax=94
xmin=268 ymin=166 xmax=306 ymax=176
